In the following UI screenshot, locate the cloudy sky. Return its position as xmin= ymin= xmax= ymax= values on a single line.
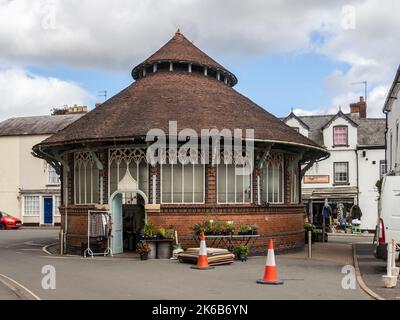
xmin=0 ymin=0 xmax=399 ymax=121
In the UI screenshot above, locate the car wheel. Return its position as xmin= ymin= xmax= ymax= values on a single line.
xmin=0 ymin=223 xmax=5 ymax=230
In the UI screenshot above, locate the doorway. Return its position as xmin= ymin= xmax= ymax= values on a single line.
xmin=43 ymin=197 xmax=53 ymax=225
xmin=110 ymin=190 xmax=148 ymax=254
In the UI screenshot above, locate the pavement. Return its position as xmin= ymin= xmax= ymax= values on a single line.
xmin=0 ymin=228 xmax=372 ymax=300
xmin=355 ymin=243 xmax=400 ymax=300
xmin=0 ymin=281 xmax=19 ymax=300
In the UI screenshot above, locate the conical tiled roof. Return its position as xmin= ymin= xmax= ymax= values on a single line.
xmin=35 ymin=31 xmax=328 ymax=161
xmin=132 ymin=30 xmax=238 ymax=86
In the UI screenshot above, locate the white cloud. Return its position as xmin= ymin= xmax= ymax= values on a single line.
xmin=0 ymin=0 xmax=399 ymax=118
xmin=0 ymin=68 xmax=89 ymax=121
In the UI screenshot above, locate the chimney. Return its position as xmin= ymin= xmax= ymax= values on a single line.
xmin=350 ymin=96 xmax=367 ymax=119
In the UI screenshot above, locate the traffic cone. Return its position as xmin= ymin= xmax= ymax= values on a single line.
xmin=191 ymin=232 xmax=214 ymax=270
xmin=257 ymin=239 xmax=284 ymax=285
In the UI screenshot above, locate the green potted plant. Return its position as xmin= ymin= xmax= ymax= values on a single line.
xmin=238 ymin=223 xmax=252 ymax=235
xmin=143 ymin=222 xmax=155 ymax=239
xmin=212 ymin=221 xmax=223 ymax=235
xmin=233 ymin=245 xmax=249 ymax=262
xmin=156 ymin=227 xmax=173 ymax=259
xmin=142 ymin=223 xmax=157 ymax=259
xmin=165 ymin=229 xmax=175 ymax=240
xmin=251 ymin=224 xmax=259 ymax=235
xmin=157 ymin=227 xmax=166 ymax=239
xmin=136 ymin=241 xmax=151 ymax=261
xmin=223 ymin=221 xmax=235 ymax=235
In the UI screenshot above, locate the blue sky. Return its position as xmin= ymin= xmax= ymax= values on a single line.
xmin=0 ymin=1 xmax=399 ymax=121
xmin=29 ymin=52 xmax=351 ymax=118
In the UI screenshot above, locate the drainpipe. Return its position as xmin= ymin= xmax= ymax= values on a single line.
xmin=355 ymin=149 xmax=360 ymax=206
xmin=384 ymin=109 xmax=389 ymax=166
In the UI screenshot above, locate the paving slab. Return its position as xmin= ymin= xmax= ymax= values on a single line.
xmin=355 ymin=243 xmax=400 ymax=300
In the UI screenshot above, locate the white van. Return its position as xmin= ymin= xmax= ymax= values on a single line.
xmin=376 ymin=176 xmax=400 ymax=259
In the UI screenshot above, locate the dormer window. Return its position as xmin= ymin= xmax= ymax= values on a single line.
xmin=333 ymin=126 xmax=348 ymax=146
xmin=291 ymin=127 xmax=300 ymax=133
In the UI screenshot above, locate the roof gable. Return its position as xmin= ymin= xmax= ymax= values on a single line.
xmin=321 ymin=110 xmax=359 ymax=130
xmin=284 ymin=112 xmax=310 ymax=130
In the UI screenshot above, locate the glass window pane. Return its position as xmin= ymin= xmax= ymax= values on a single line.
xmin=261 ymin=167 xmax=267 ymax=203
xmin=227 ymin=165 xmax=236 ymax=203
xmin=85 ymin=163 xmax=92 ymax=203
xmin=109 ymin=161 xmax=118 ymax=197
xmin=173 ymin=165 xmax=183 ymax=203
xmin=273 ymin=165 xmax=280 ymax=202
xmin=279 ymin=165 xmax=284 ymax=203
xmin=93 ymin=167 xmax=99 ymax=204
xmin=194 ymin=165 xmax=204 ymax=203
xmin=244 ymin=173 xmax=251 ymax=202
xmin=184 ymin=165 xmax=194 ymax=203
xmin=139 ymin=164 xmax=148 ymax=196
xmin=218 ymin=165 xmax=227 ymax=203
xmin=161 ymin=165 xmax=172 ymax=203
xmin=129 ymin=162 xmax=138 ymax=185
xmin=236 ymin=172 xmax=244 ymax=203
xmin=267 ymin=165 xmax=273 ymax=202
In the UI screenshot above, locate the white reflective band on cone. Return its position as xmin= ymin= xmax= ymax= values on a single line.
xmin=266 ymin=249 xmax=276 ymax=266
xmin=199 ymin=240 xmax=207 ymax=256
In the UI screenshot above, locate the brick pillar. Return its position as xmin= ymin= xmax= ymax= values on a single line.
xmin=207 ymin=164 xmax=217 ymax=204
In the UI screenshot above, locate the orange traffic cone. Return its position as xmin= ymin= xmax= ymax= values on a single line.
xmin=257 ymin=239 xmax=284 ymax=285
xmin=191 ymin=232 xmax=215 ymax=270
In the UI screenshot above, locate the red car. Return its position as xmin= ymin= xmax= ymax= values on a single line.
xmin=0 ymin=212 xmax=22 ymax=230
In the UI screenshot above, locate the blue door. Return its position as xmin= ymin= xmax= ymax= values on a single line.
xmin=44 ymin=197 xmax=53 ymax=225
xmin=111 ymin=193 xmax=123 ymax=254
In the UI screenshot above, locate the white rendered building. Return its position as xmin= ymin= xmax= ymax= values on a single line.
xmin=0 ymin=113 xmax=84 ymax=226
xmin=284 ymin=97 xmax=386 ymax=231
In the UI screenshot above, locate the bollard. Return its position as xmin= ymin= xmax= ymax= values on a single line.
xmin=383 ymin=240 xmax=398 ymax=288
xmin=60 ymin=229 xmax=64 ymax=256
xmin=308 ymin=231 xmax=312 ymax=259
xmin=392 ymin=240 xmax=399 ymax=278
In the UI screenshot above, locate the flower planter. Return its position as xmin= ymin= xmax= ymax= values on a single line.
xmin=157 ymin=240 xmax=173 ymax=259
xmin=146 ymin=241 xmax=157 ymax=260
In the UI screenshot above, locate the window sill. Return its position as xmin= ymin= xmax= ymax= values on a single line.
xmin=333 ymin=183 xmax=350 ymax=186
xmin=332 ymin=145 xmax=350 ymax=148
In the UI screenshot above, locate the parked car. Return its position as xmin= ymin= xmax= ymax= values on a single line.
xmin=375 ymin=176 xmax=400 ymax=260
xmin=0 ymin=211 xmax=22 ymax=230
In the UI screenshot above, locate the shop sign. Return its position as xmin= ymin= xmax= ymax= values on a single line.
xmin=304 ymin=175 xmax=330 ymax=184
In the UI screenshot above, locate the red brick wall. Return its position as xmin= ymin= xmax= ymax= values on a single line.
xmin=60 ymin=148 xmax=304 ymax=254
xmin=148 ymin=205 xmax=305 ymax=254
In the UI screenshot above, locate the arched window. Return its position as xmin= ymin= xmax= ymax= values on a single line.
xmin=161 ymin=150 xmax=205 ymax=204
xmin=261 ymin=153 xmax=284 ymax=204
xmin=108 ymin=149 xmax=148 ymax=199
xmin=74 ymin=152 xmax=100 ymax=205
xmin=217 ymin=150 xmax=252 ymax=204
xmin=290 ymin=167 xmax=298 ymax=204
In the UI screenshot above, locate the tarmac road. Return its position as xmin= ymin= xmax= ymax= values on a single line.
xmin=0 ymin=229 xmax=370 ymax=300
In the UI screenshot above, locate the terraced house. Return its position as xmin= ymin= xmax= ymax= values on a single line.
xmin=284 ymin=97 xmax=386 ymax=231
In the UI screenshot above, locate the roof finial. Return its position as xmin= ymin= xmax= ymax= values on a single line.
xmin=291 ymin=107 xmax=294 ymax=114
xmin=176 ymin=28 xmax=181 ymax=35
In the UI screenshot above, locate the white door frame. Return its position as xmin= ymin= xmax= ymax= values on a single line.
xmin=109 ymin=189 xmax=149 ymax=253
